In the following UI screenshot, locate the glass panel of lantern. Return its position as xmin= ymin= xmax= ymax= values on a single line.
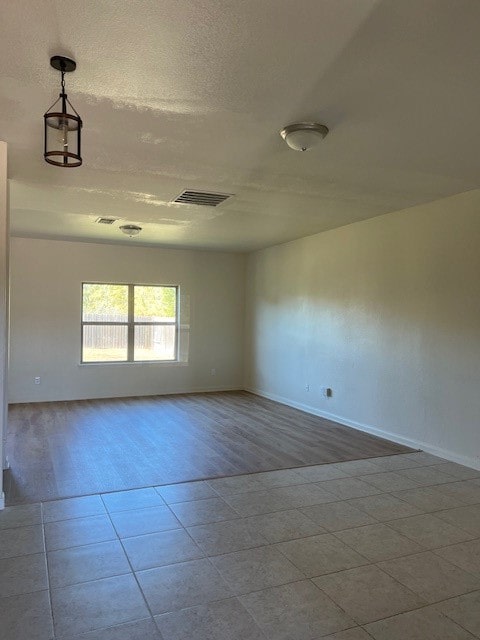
xmin=44 ymin=108 xmax=82 ymax=167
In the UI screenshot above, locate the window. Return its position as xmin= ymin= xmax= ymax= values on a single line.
xmin=81 ymin=283 xmax=178 ymax=363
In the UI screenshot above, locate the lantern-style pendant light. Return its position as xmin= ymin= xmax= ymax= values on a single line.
xmin=44 ymin=56 xmax=82 ymax=167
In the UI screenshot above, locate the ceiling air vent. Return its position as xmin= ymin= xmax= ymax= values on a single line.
xmin=95 ymin=217 xmax=117 ymax=225
xmin=172 ymin=190 xmax=233 ymax=207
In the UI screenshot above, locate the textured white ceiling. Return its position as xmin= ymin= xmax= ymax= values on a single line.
xmin=1 ymin=0 xmax=480 ymax=251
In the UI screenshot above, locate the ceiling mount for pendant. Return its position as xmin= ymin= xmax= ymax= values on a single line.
xmin=44 ymin=55 xmax=83 ymax=167
xmin=280 ymin=122 xmax=329 ymax=151
xmin=50 ymin=55 xmax=77 ymax=73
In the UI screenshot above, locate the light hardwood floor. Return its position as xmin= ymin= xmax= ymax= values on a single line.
xmin=4 ymin=391 xmax=413 ymax=504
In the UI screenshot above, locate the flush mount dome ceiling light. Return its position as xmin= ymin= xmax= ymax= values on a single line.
xmin=280 ymin=122 xmax=329 ymax=151
xmin=44 ymin=55 xmax=83 ymax=167
xmin=120 ymin=224 xmax=142 ymax=237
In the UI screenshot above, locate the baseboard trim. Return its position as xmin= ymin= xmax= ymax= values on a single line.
xmin=9 ymin=386 xmax=244 ymax=405
xmin=246 ymin=387 xmax=480 ymax=471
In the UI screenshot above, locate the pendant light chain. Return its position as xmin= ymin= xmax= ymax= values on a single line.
xmin=61 ymin=68 xmax=67 ymax=113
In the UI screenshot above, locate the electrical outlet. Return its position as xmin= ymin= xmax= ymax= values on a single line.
xmin=305 ymin=384 xmax=310 ymax=392
xmin=34 ymin=376 xmax=41 ymax=385
xmin=210 ymin=368 xmax=216 ymax=376
xmin=322 ymin=387 xmax=333 ymax=398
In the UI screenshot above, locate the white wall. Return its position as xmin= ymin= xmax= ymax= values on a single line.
xmin=245 ymin=190 xmax=480 ymax=469
xmin=9 ymin=238 xmax=245 ymax=402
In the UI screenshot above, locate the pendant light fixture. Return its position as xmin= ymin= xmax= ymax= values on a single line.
xmin=44 ymin=56 xmax=83 ymax=167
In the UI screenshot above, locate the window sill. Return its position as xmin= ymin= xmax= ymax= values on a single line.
xmin=78 ymin=360 xmax=185 ymax=367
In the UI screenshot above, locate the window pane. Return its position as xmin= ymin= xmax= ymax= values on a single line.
xmin=82 ymin=325 xmax=128 ymax=362
xmin=134 ymin=325 xmax=176 ymax=361
xmin=83 ymin=284 xmax=128 ymax=322
xmin=134 ymin=286 xmax=176 ymax=322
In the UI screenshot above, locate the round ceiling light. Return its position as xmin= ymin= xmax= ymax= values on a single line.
xmin=280 ymin=122 xmax=329 ymax=151
xmin=120 ymin=224 xmax=142 ymax=237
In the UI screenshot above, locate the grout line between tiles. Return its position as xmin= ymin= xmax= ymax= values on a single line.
xmin=237 ymin=576 xmax=360 ymax=638
xmin=373 ymin=555 xmax=480 ymax=601
xmin=99 ymin=492 xmax=162 ymax=637
xmin=360 ymin=598 xmax=480 ymax=639
xmin=102 ymin=497 xmax=270 ymax=637
xmin=430 ymin=537 xmax=480 ymax=579
xmin=430 ymin=594 xmax=480 ymax=638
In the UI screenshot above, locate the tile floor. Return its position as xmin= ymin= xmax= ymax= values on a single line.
xmin=1 ymin=451 xmax=480 ymax=639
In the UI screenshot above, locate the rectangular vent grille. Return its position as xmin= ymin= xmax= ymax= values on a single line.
xmin=95 ymin=217 xmax=116 ymax=225
xmin=172 ymin=190 xmax=233 ymax=207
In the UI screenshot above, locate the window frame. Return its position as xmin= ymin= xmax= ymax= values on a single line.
xmin=81 ymin=282 xmax=179 ymax=364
